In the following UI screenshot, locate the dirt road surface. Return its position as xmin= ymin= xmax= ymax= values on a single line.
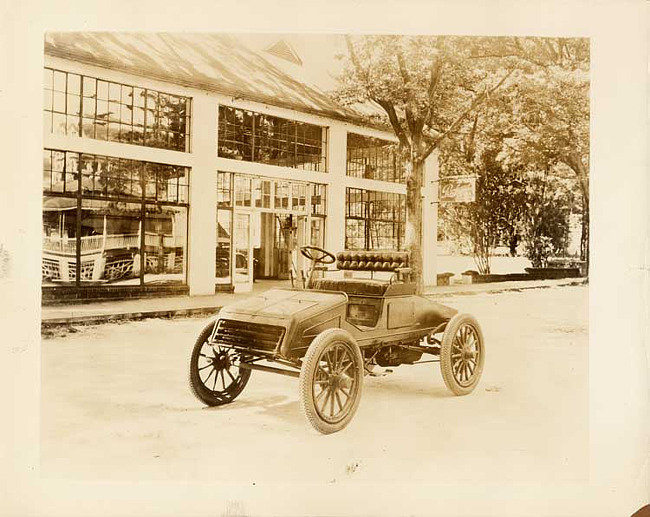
xmin=41 ymin=285 xmax=588 ymax=490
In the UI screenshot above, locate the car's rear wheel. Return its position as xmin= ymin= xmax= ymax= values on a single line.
xmin=299 ymin=329 xmax=363 ymax=434
xmin=188 ymin=321 xmax=252 ymax=406
xmin=440 ymin=313 xmax=485 ymax=395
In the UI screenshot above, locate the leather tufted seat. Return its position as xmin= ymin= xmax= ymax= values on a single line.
xmin=335 ymin=251 xmax=409 ymax=272
xmin=311 ymin=278 xmax=390 ymax=296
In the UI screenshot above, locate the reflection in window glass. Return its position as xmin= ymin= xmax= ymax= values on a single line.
xmin=42 ymin=149 xmax=190 ymax=287
xmin=310 ymin=218 xmax=325 ymax=248
xmin=291 ymin=183 xmax=307 ymax=212
xmin=143 ymin=205 xmax=187 ymax=284
xmin=44 ymin=67 xmax=191 ymax=152
xmin=345 ymin=187 xmax=405 ymax=251
xmin=234 ymin=213 xmax=250 ymax=283
xmin=216 ymin=210 xmax=232 ymax=283
xmin=218 ymin=105 xmax=327 ymax=171
xmin=234 ymin=175 xmax=252 ymax=207
xmin=274 ymin=182 xmax=289 ymax=210
xmin=346 ymin=133 xmax=404 ymax=183
xmin=311 ymin=184 xmax=327 ymax=215
xmin=217 ymin=172 xmax=232 ymax=208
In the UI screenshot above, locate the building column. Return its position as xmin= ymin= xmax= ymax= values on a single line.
xmin=422 ymin=151 xmax=439 ymax=287
xmin=325 ymin=123 xmax=347 ymax=254
xmin=187 ymin=94 xmax=218 ymax=295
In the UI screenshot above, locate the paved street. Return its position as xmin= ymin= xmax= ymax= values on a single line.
xmin=41 ymin=285 xmax=588 ymax=486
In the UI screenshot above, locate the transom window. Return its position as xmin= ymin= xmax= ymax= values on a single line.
xmin=345 ymin=188 xmax=405 ymax=251
xmin=43 ymin=150 xmax=189 ymax=203
xmin=44 ymin=68 xmax=191 ymax=152
xmin=218 ymin=106 xmax=328 ymax=172
xmin=217 ymin=171 xmax=326 ymax=214
xmin=347 ymin=133 xmax=404 ymax=183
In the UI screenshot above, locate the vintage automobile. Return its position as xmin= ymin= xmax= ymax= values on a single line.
xmin=188 ymin=246 xmax=485 ymax=434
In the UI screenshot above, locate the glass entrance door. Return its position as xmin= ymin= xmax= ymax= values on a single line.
xmin=234 ymin=212 xmax=252 ymax=291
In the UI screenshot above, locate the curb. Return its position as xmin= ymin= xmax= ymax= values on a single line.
xmin=426 ymin=278 xmax=587 ymax=298
xmin=41 ymin=278 xmax=587 ymax=328
xmin=41 ymin=306 xmax=221 ymax=328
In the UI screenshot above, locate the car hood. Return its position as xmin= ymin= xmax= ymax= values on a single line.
xmin=219 ymin=288 xmax=347 ymax=321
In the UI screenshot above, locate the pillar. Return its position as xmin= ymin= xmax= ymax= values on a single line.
xmin=422 ymin=151 xmax=439 ymax=287
xmin=187 ymin=94 xmax=218 ymax=295
xmin=325 ymin=123 xmax=347 ymax=254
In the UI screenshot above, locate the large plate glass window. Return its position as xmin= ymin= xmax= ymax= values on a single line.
xmin=216 ymin=172 xmax=233 ymax=284
xmin=44 ymin=67 xmax=191 ymax=152
xmin=218 ymin=105 xmax=327 ymax=172
xmin=346 ymin=133 xmax=404 ymax=183
xmin=345 ymin=187 xmax=405 ymax=251
xmin=234 ymin=213 xmax=251 ymax=284
xmin=42 ymin=149 xmax=189 ymax=287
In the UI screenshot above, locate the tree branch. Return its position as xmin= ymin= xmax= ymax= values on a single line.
xmin=422 ymin=55 xmax=445 ymax=134
xmin=421 ymin=68 xmax=514 ymax=160
xmin=346 ymin=35 xmax=410 ymax=150
xmin=395 ymin=48 xmax=420 ymax=142
xmin=375 ymin=98 xmax=411 ymax=149
xmin=345 ymin=35 xmax=364 ymax=78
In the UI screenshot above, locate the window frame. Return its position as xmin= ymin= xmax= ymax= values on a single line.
xmin=218 ymin=105 xmax=328 ymax=172
xmin=44 ymin=67 xmax=192 ymax=153
xmin=42 ymin=148 xmax=190 ymax=288
xmin=345 ymin=187 xmax=405 ymax=251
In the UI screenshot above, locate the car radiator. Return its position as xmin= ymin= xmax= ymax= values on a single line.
xmin=211 ymin=319 xmax=285 ymax=352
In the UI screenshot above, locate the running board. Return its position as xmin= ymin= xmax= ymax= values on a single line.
xmin=239 ymin=362 xmax=300 ymax=378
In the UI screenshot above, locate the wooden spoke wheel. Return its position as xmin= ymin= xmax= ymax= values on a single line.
xmin=299 ymin=329 xmax=363 ymax=434
xmin=440 ymin=313 xmax=485 ymax=395
xmin=188 ymin=322 xmax=252 ymax=406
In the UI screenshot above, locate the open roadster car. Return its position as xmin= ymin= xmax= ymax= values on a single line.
xmin=189 ymin=247 xmax=485 ymax=434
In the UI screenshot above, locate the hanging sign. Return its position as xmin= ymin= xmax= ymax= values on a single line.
xmin=439 ymin=175 xmax=476 ymax=203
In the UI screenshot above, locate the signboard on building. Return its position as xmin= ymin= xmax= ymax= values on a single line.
xmin=439 ymin=175 xmax=477 ymax=203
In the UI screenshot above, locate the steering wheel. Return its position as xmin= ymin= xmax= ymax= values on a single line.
xmin=300 ymin=246 xmax=336 ymax=264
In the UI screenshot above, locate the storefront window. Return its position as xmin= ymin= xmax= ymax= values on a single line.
xmin=274 ymin=181 xmax=290 ymax=210
xmin=144 ymin=205 xmax=187 ymax=284
xmin=311 ymin=184 xmax=327 ymax=216
xmin=346 ymin=133 xmax=404 ymax=183
xmin=44 ymin=67 xmax=191 ymax=152
xmin=216 ymin=209 xmax=232 ymax=283
xmin=291 ymin=183 xmax=307 ymax=212
xmin=218 ymin=105 xmax=327 ymax=172
xmin=234 ymin=213 xmax=251 ymax=283
xmin=42 ymin=149 xmax=189 ymax=287
xmin=217 ymin=172 xmax=232 ymax=208
xmin=310 ymin=218 xmax=325 ymax=248
xmin=235 ymin=175 xmax=252 ymax=207
xmin=261 ymin=180 xmax=272 ymax=209
xmin=345 ymin=187 xmax=405 ymax=250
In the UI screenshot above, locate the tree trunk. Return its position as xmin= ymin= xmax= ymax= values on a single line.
xmin=405 ymin=158 xmax=425 ymax=294
xmin=580 ymin=190 xmax=589 ymax=276
xmin=562 ymin=152 xmax=589 ymax=276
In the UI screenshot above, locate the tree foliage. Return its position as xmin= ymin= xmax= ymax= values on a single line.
xmin=336 ymin=35 xmax=515 ymax=292
xmin=335 ymin=35 xmax=589 ymax=285
xmin=521 ymin=172 xmax=575 ymax=268
xmin=440 ymin=145 xmax=527 ymax=273
xmin=482 ymin=37 xmax=590 ymax=267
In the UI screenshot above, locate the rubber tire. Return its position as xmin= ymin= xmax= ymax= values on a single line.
xmin=299 ymin=328 xmax=364 ymax=434
xmin=440 ymin=313 xmax=485 ymax=396
xmin=188 ymin=321 xmax=252 ymax=406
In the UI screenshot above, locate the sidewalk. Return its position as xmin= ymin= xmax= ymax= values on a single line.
xmin=41 ymin=277 xmax=587 ymax=327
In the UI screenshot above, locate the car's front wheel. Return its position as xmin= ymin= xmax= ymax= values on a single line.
xmin=299 ymin=328 xmax=364 ymax=434
xmin=188 ymin=321 xmax=252 ymax=406
xmin=440 ymin=313 xmax=485 ymax=395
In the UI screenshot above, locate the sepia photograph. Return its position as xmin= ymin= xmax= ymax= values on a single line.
xmin=1 ymin=1 xmax=648 ymax=516
xmin=39 ymin=29 xmax=591 ymax=476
